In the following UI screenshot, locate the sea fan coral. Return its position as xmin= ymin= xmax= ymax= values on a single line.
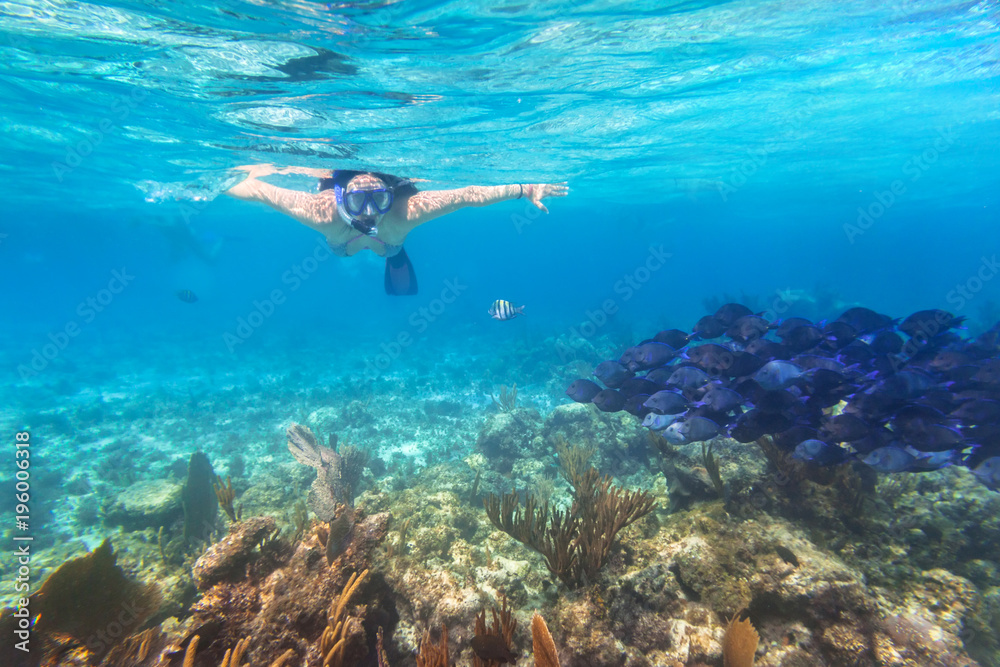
xmin=722 ymin=610 xmax=759 ymax=667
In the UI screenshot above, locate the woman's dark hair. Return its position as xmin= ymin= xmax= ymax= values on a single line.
xmin=318 ymin=170 xmax=419 ymax=199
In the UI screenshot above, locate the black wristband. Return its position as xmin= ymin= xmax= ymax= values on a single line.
xmin=517 ymin=184 xmax=523 ymax=199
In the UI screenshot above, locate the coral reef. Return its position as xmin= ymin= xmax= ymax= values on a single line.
xmin=183 ymin=451 xmax=219 ymax=545
xmin=476 ymin=408 xmax=544 ymax=474
xmin=722 ymin=610 xmax=759 ymax=667
xmin=104 ymin=478 xmax=183 ymax=531
xmin=6 ymin=335 xmax=997 ymax=667
xmin=287 ymin=423 xmax=351 ymax=520
xmin=532 ymin=612 xmax=561 ymax=667
xmin=484 ymin=468 xmax=656 ymax=589
xmin=184 ymin=510 xmax=389 ymax=666
xmin=491 ymin=383 xmax=519 ymax=413
xmin=193 ymin=516 xmax=279 ymax=590
xmin=0 ymin=540 xmax=160 ymax=667
xmin=213 ymin=475 xmax=239 ymax=523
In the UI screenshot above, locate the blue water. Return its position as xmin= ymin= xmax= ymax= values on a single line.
xmin=3 ymin=0 xmax=998 ymax=360
xmin=1 ymin=0 xmax=1000 ymax=662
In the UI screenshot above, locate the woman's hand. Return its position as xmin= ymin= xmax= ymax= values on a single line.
xmin=523 ymin=182 xmax=569 ymax=213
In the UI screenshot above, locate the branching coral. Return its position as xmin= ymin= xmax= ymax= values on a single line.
xmin=339 ymin=443 xmax=370 ymax=495
xmin=218 ymin=637 xmax=249 ymax=667
xmin=572 ymin=474 xmax=657 ymax=585
xmin=319 ymin=569 xmax=370 ymax=667
xmin=722 ymin=609 xmax=759 ymax=667
xmin=416 ymin=624 xmax=450 ymax=667
xmin=531 ymin=613 xmax=560 ymax=667
xmin=324 ymin=505 xmax=355 ymax=565
xmin=491 ymin=383 xmax=518 ymax=412
xmin=214 ymin=474 xmax=239 ymax=523
xmin=99 ymin=626 xmax=162 ymax=666
xmin=472 ymin=596 xmax=517 ymax=667
xmin=554 ymin=437 xmax=596 ymax=487
xmin=702 ymin=441 xmax=725 ymax=499
xmin=14 ymin=539 xmax=161 ymax=662
xmin=375 ymin=610 xmax=561 ymax=667
xmin=179 ymin=635 xmax=295 ymax=667
xmin=287 ymin=423 xmax=350 ymax=521
xmin=484 ymin=467 xmax=656 ymax=588
xmin=376 ymin=627 xmax=391 ymax=667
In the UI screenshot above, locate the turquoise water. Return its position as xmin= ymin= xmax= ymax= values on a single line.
xmin=3 ymin=0 xmax=998 ymax=348
xmin=2 ymin=0 xmax=1000 ymax=665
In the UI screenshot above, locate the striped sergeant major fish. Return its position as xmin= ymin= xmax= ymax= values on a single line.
xmin=489 ymin=299 xmax=525 ymax=321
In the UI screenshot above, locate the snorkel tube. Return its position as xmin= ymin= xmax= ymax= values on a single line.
xmin=333 ymin=184 xmax=381 ymax=237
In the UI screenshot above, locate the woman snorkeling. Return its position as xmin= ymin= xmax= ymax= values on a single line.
xmin=226 ymin=165 xmax=568 ymax=295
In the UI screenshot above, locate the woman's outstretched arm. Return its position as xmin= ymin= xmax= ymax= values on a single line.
xmin=226 ymin=165 xmax=336 ymax=228
xmin=402 ymin=182 xmax=568 ymax=230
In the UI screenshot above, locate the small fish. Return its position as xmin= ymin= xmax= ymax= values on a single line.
xmin=692 ymin=386 xmax=743 ymax=414
xmin=662 ymin=416 xmax=722 ymax=445
xmin=899 ymin=309 xmax=965 ymax=339
xmin=566 ymin=379 xmax=602 ymax=403
xmin=860 ymin=446 xmax=919 ymax=473
xmin=176 ymin=289 xmax=198 ymax=303
xmin=929 ymin=350 xmax=974 ymax=372
xmin=871 ymin=370 xmax=934 ymax=401
xmin=792 ymin=355 xmax=846 ymax=372
xmin=821 ymin=320 xmax=858 ymax=349
xmin=793 ymin=439 xmax=851 ymax=466
xmin=666 ymin=366 xmax=712 ymax=391
xmin=903 ymin=446 xmax=965 ymax=471
xmin=754 ymin=388 xmax=801 ymax=414
xmin=950 ymin=399 xmax=1000 ymax=424
xmin=726 ymin=315 xmax=771 ymax=343
xmin=644 ymin=366 xmax=676 ymax=385
xmin=692 ymin=315 xmax=727 ymax=340
xmin=775 ymin=317 xmax=815 ymax=338
xmin=902 ymin=423 xmax=965 ymax=451
xmin=725 ymin=352 xmax=766 ymax=377
xmin=803 ymin=368 xmax=856 ymax=397
xmin=729 ymin=408 xmax=793 ymax=443
xmin=972 ymin=359 xmax=1000 ymax=384
xmin=643 ymin=390 xmax=689 ymax=416
xmin=753 ymin=360 xmax=805 ymax=390
xmin=631 ymin=341 xmax=678 ymax=370
xmin=745 ymin=339 xmax=791 ymax=361
xmin=869 ymin=330 xmax=904 ymax=355
xmin=592 ymin=389 xmax=626 ymax=412
xmin=835 ymin=307 xmax=895 ymax=335
xmin=594 ymin=361 xmax=633 ymax=388
xmin=471 ymin=635 xmax=517 ymax=664
xmin=488 ymin=299 xmax=524 ymax=320
xmin=781 ymin=324 xmax=826 ymax=352
xmin=970 ymin=457 xmax=1000 ymax=490
xmin=819 ymin=414 xmax=871 ymax=443
xmin=623 ymin=393 xmax=653 ymax=417
xmin=686 ymin=344 xmax=737 ymax=374
xmin=713 ymin=302 xmax=753 ymax=326
xmin=837 ymin=341 xmax=875 ymax=366
xmin=653 ymin=329 xmax=691 ymax=349
xmin=642 ymin=412 xmax=680 ymax=431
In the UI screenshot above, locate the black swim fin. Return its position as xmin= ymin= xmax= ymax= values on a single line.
xmin=384 ymin=247 xmax=418 ymax=295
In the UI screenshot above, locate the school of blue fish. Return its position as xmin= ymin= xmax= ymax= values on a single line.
xmin=565 ymin=304 xmax=1000 ymax=491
